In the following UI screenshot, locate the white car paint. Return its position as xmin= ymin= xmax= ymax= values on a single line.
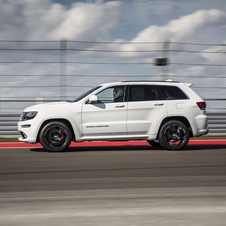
xmin=18 ymin=81 xmax=208 ymax=150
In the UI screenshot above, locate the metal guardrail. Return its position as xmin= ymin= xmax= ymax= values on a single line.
xmin=0 ymin=114 xmax=20 ymax=136
xmin=0 ymin=113 xmax=225 ymax=138
xmin=207 ymin=113 xmax=226 ymax=136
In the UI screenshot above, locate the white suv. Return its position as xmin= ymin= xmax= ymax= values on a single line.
xmin=18 ymin=81 xmax=208 ymax=151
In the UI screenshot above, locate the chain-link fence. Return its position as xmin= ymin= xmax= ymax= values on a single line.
xmin=0 ymin=39 xmax=226 ymax=136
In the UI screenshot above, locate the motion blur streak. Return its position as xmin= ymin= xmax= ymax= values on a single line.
xmin=1 ymin=188 xmax=226 ymax=226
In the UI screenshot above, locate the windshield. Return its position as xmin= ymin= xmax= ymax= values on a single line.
xmin=72 ymin=86 xmax=102 ymax=102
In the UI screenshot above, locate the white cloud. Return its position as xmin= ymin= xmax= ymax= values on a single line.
xmin=51 ymin=1 xmax=121 ymax=40
xmin=0 ymin=0 xmax=121 ymax=41
xmin=131 ymin=9 xmax=226 ymax=42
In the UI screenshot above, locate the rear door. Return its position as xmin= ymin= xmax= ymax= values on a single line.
xmin=127 ymin=85 xmax=167 ymax=135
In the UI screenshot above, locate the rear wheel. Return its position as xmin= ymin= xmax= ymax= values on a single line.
xmin=159 ymin=120 xmax=189 ymax=150
xmin=39 ymin=121 xmax=72 ymax=152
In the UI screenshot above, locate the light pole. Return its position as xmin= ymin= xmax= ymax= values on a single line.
xmin=154 ymin=40 xmax=170 ymax=80
xmin=60 ymin=38 xmax=67 ymax=100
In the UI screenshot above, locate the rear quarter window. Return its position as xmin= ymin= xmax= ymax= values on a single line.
xmin=158 ymin=85 xmax=188 ymax=100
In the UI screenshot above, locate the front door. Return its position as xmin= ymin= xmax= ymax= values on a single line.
xmin=81 ymin=85 xmax=127 ymax=138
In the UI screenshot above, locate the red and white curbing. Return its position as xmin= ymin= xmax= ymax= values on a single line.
xmin=0 ymin=140 xmax=226 ymax=148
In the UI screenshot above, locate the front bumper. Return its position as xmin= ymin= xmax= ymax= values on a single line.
xmin=18 ymin=121 xmax=37 ymax=144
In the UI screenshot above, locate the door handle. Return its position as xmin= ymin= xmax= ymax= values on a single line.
xmin=115 ymin=105 xmax=125 ymax=108
xmin=154 ymin=103 xmax=164 ymax=106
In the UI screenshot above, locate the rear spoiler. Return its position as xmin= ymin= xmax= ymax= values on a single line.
xmin=184 ymin=83 xmax=193 ymax=87
xmin=165 ymin=79 xmax=193 ymax=87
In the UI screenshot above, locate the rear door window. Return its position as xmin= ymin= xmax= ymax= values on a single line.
xmin=128 ymin=85 xmax=158 ymax=101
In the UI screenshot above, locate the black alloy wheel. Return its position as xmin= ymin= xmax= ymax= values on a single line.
xmin=39 ymin=121 xmax=72 ymax=152
xmin=159 ymin=120 xmax=189 ymax=150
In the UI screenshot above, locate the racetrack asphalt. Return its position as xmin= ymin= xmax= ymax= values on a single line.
xmin=1 ymin=140 xmax=226 ymax=225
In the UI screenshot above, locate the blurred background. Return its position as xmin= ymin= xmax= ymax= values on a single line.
xmin=0 ymin=0 xmax=225 ymax=137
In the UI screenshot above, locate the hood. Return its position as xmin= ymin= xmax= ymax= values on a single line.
xmin=24 ymin=101 xmax=72 ymax=111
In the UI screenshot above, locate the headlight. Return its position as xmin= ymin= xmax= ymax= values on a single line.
xmin=20 ymin=112 xmax=38 ymax=121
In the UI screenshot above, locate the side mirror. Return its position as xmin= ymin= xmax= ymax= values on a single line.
xmin=88 ymin=95 xmax=98 ymax=104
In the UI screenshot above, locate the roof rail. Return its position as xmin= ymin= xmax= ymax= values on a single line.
xmin=121 ymin=80 xmax=179 ymax=83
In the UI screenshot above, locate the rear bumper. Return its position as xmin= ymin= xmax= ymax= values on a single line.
xmin=194 ymin=128 xmax=209 ymax=137
xmin=193 ymin=114 xmax=208 ymax=137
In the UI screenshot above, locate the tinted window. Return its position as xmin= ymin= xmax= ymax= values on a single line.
xmin=158 ymin=85 xmax=188 ymax=100
xmin=97 ymin=86 xmax=126 ymax=103
xmin=129 ymin=85 xmax=158 ymax=101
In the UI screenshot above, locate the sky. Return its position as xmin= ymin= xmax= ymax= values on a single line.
xmin=0 ymin=0 xmax=226 ymax=112
xmin=1 ymin=0 xmax=226 ymax=42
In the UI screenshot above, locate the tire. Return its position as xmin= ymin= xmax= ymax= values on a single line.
xmin=39 ymin=121 xmax=72 ymax=152
xmin=147 ymin=140 xmax=161 ymax=147
xmin=159 ymin=120 xmax=189 ymax=150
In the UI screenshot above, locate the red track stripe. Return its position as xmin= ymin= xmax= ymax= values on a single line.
xmin=0 ymin=140 xmax=226 ymax=148
xmin=188 ymin=140 xmax=226 ymax=145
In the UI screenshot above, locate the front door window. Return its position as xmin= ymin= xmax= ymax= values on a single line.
xmin=97 ymin=86 xmax=126 ymax=103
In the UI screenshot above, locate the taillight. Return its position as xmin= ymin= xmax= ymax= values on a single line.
xmin=197 ymin=102 xmax=206 ymax=110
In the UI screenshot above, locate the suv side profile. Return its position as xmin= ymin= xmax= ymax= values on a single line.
xmin=18 ymin=81 xmax=208 ymax=151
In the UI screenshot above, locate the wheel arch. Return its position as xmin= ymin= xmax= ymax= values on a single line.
xmin=36 ymin=118 xmax=75 ymax=143
xmin=156 ymin=116 xmax=193 ymax=139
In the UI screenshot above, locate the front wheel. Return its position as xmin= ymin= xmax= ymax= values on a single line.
xmin=159 ymin=120 xmax=189 ymax=150
xmin=39 ymin=121 xmax=72 ymax=152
